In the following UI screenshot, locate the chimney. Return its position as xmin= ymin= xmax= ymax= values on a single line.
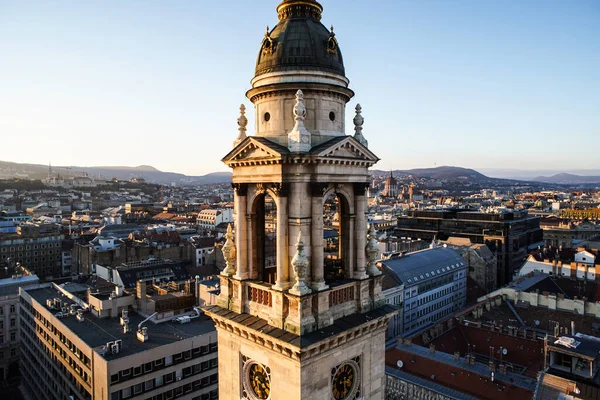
xmin=571 ymin=321 xmax=576 ymax=336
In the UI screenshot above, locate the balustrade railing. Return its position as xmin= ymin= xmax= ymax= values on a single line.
xmin=329 ymin=285 xmax=354 ymax=307
xmin=248 ymin=285 xmax=272 ymax=307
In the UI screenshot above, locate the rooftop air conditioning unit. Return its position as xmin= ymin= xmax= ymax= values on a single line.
xmin=111 ymin=344 xmax=120 ymax=354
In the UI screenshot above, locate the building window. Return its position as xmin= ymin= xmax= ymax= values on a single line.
xmin=10 ymin=348 xmax=16 ymax=357
xmin=10 ymin=318 xmax=15 ymax=327
xmin=133 ymin=383 xmax=142 ymax=394
xmin=155 ymin=375 xmax=164 ymax=387
xmin=10 ymin=305 xmax=15 ymax=313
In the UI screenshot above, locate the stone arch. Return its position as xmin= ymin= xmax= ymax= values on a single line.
xmin=322 ymin=184 xmax=354 ymax=283
xmin=248 ymin=188 xmax=278 ymax=283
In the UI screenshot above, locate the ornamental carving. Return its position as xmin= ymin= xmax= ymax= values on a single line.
xmin=289 ymin=231 xmax=311 ymax=296
xmin=232 ymin=183 xmax=249 ymax=197
xmin=221 ymin=224 xmax=236 ymax=277
xmin=262 ymin=26 xmax=276 ymax=55
xmin=271 ymin=182 xmax=289 ymax=197
xmin=365 ymin=224 xmax=381 ymax=276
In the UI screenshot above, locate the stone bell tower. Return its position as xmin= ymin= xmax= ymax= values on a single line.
xmin=203 ymin=1 xmax=397 ymax=399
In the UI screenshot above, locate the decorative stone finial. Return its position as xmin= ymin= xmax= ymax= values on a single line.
xmin=233 ymin=104 xmax=248 ymax=147
xmin=366 ymin=224 xmax=381 ymax=276
xmin=221 ymin=224 xmax=237 ymax=277
xmin=293 ymin=89 xmax=306 ymax=121
xmin=353 ymin=104 xmax=368 ymax=147
xmin=289 ymin=231 xmax=312 ymax=296
xmin=288 ymin=89 xmax=311 ymax=152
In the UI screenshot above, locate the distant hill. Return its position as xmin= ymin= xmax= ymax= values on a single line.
xmin=532 ymin=173 xmax=600 ymax=185
xmin=0 ymin=160 xmax=232 ymax=185
xmin=373 ymin=166 xmax=491 ymax=182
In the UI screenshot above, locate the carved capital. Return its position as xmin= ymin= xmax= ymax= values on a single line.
xmin=272 ymin=182 xmax=289 ymax=197
xmin=232 ymin=183 xmax=248 ymax=197
xmin=311 ymin=182 xmax=328 ymax=197
xmin=353 ymin=182 xmax=369 ymax=196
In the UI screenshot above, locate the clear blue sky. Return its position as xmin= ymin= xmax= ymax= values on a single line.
xmin=1 ymin=0 xmax=598 ymax=176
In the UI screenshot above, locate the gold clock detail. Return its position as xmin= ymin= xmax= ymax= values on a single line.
xmin=249 ymin=363 xmax=270 ymax=399
xmin=331 ymin=358 xmax=360 ymax=400
xmin=242 ymin=356 xmax=271 ymax=400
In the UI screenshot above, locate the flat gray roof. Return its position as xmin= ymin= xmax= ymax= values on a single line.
xmin=26 ymin=285 xmax=216 ymax=360
xmin=381 ymin=247 xmax=465 ymax=287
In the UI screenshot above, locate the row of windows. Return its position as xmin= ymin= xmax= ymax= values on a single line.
xmin=0 ymin=304 xmax=17 ymax=315
xmin=35 ymin=309 xmax=91 ymax=369
xmin=0 ymin=242 xmax=61 ymax=251
xmin=111 ymin=343 xmax=218 ymax=384
xmin=111 ymin=372 xmax=218 ymax=400
xmin=20 ymin=306 xmax=92 ymax=399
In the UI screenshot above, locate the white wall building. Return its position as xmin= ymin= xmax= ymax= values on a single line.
xmin=196 ymin=209 xmax=233 ymax=231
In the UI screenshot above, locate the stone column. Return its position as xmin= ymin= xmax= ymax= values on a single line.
xmin=233 ymin=184 xmax=248 ymax=280
xmin=311 ymin=183 xmax=328 ymax=291
xmin=347 ymin=214 xmax=355 ymax=279
xmin=354 ymin=183 xmax=369 ymax=279
xmin=273 ymin=184 xmax=291 ymax=291
xmin=247 ymin=214 xmax=258 ymax=280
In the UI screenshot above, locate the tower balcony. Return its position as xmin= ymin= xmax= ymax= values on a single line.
xmin=212 ymin=273 xmax=386 ymax=336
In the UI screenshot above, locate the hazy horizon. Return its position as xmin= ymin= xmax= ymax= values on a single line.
xmin=1 ymin=1 xmax=598 ymax=175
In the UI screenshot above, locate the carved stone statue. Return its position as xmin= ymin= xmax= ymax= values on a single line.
xmin=289 ymin=231 xmax=312 ymax=296
xmin=365 ymin=224 xmax=381 ymax=276
xmin=221 ymin=223 xmax=237 ymax=277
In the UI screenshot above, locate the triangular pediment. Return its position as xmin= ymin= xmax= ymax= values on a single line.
xmin=312 ymin=136 xmax=379 ymax=163
xmin=222 ymin=137 xmax=289 ymax=165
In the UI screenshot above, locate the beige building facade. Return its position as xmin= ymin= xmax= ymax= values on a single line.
xmin=203 ymin=1 xmax=396 ymax=399
xmin=19 ymin=282 xmax=218 ymax=400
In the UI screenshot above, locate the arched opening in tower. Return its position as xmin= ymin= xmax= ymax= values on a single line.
xmin=323 ymin=192 xmax=351 ymax=284
xmin=252 ymin=193 xmax=278 ymax=284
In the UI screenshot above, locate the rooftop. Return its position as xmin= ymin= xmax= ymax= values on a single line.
xmin=26 ymin=285 xmax=216 ymax=360
xmin=381 ymin=247 xmax=465 ymax=287
xmin=386 ymin=343 xmax=537 ymax=400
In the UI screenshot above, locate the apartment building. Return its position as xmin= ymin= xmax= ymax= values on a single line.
xmin=381 ymin=246 xmax=468 ymax=337
xmin=0 ymin=223 xmax=64 ymax=279
xmin=0 ymin=274 xmax=39 ymax=382
xmin=19 ymin=282 xmax=218 ymax=400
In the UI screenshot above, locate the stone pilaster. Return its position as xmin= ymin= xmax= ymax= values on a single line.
xmin=233 ymin=183 xmax=249 ymax=280
xmin=311 ymin=183 xmax=328 ymax=291
xmin=354 ymin=183 xmax=368 ymax=280
xmin=273 ymin=184 xmax=292 ymax=291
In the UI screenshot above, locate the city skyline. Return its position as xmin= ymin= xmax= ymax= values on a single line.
xmin=1 ymin=0 xmax=599 ymax=175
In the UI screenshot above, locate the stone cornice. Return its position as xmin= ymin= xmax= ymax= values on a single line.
xmin=204 ymin=306 xmax=394 ymax=362
xmin=246 ymin=83 xmax=354 ymax=104
xmin=225 ymin=154 xmax=377 ymax=168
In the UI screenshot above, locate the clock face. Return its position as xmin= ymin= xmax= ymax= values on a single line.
xmin=331 ymin=363 xmax=355 ymax=400
xmin=248 ymin=363 xmax=270 ymax=399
